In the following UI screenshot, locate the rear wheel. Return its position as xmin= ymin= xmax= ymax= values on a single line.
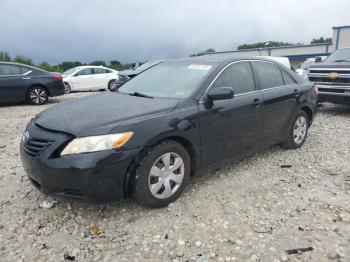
xmin=64 ymin=82 xmax=71 ymax=94
xmin=133 ymin=140 xmax=190 ymax=208
xmin=281 ymin=110 xmax=309 ymax=149
xmin=27 ymin=86 xmax=48 ymax=105
xmin=108 ymin=80 xmax=117 ymax=91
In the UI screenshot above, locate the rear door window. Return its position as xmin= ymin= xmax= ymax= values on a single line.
xmin=94 ymin=68 xmax=109 ymax=74
xmin=0 ymin=64 xmax=21 ymax=76
xmin=252 ymin=61 xmax=284 ymax=89
xmin=212 ymin=61 xmax=256 ymax=95
xmin=76 ymin=68 xmax=93 ymax=76
xmin=21 ymin=67 xmax=32 ymax=74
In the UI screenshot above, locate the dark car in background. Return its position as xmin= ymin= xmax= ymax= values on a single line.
xmin=20 ymin=56 xmax=317 ymax=207
xmin=308 ymin=48 xmax=350 ymax=105
xmin=114 ymin=60 xmax=164 ymax=90
xmin=0 ymin=62 xmax=66 ymax=105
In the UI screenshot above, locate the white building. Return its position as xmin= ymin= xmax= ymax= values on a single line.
xmin=206 ymin=25 xmax=350 ymax=69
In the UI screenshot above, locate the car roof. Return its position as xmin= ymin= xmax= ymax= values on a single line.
xmin=167 ymin=55 xmax=288 ymax=67
xmin=0 ymin=61 xmax=50 ymax=73
xmin=76 ymin=65 xmax=112 ymax=69
xmin=0 ymin=61 xmax=40 ymax=69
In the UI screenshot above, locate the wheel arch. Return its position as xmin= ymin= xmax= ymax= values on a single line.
xmin=300 ymin=105 xmax=313 ymax=126
xmin=28 ymin=84 xmax=50 ymax=96
xmin=123 ymin=134 xmax=199 ymax=197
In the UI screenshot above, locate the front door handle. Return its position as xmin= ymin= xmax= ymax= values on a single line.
xmin=22 ymin=77 xmax=31 ymax=80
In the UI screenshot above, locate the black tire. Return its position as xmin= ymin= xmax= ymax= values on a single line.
xmin=64 ymin=82 xmax=71 ymax=94
xmin=27 ymin=86 xmax=49 ymax=105
xmin=133 ymin=140 xmax=191 ymax=208
xmin=280 ymin=110 xmax=309 ymax=149
xmin=108 ymin=80 xmax=117 ymax=91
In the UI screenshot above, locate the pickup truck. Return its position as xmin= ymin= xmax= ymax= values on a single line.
xmin=308 ymin=48 xmax=350 ymax=105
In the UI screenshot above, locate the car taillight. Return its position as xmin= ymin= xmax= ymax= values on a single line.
xmin=52 ymin=75 xmax=63 ymax=80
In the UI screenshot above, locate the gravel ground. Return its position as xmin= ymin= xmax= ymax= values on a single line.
xmin=0 ymin=92 xmax=349 ymax=262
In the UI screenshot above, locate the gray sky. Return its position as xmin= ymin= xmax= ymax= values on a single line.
xmin=0 ymin=0 xmax=349 ymax=64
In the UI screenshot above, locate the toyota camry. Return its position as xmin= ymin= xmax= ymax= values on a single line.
xmin=20 ymin=56 xmax=317 ymax=207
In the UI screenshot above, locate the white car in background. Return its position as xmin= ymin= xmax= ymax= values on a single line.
xmin=62 ymin=66 xmax=119 ymax=92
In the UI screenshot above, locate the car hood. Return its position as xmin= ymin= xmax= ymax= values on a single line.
xmin=35 ymin=92 xmax=179 ymax=136
xmin=309 ymin=62 xmax=350 ymax=69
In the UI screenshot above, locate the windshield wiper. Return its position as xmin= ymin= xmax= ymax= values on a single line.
xmin=332 ymin=59 xmax=350 ymax=62
xmin=129 ymin=92 xmax=153 ymax=98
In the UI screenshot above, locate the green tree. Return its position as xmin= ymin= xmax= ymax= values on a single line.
xmin=205 ymin=48 xmax=215 ymax=53
xmin=190 ymin=48 xmax=216 ymax=57
xmin=0 ymin=51 xmax=11 ymax=61
xmin=37 ymin=62 xmax=63 ymax=72
xmin=237 ymin=41 xmax=301 ymax=50
xmin=109 ymin=60 xmax=124 ymax=70
xmin=13 ymin=55 xmax=34 ymax=66
xmin=89 ymin=60 xmax=106 ymax=67
xmin=311 ymin=37 xmax=332 ymax=44
xmin=59 ymin=61 xmax=83 ymax=71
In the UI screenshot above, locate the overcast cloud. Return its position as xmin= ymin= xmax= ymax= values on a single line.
xmin=0 ymin=0 xmax=349 ymax=64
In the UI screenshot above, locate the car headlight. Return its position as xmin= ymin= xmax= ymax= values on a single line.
xmin=60 ymin=132 xmax=133 ymax=156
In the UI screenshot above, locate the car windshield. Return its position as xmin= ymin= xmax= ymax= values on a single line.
xmin=326 ymin=48 xmax=350 ymax=62
xmin=118 ymin=62 xmax=214 ymax=99
xmin=63 ymin=67 xmax=80 ymax=75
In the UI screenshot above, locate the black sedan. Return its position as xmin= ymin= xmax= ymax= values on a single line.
xmin=20 ymin=56 xmax=317 ymax=207
xmin=0 ymin=62 xmax=66 ymax=105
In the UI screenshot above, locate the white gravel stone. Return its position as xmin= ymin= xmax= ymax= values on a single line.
xmin=0 ymin=95 xmax=349 ymax=261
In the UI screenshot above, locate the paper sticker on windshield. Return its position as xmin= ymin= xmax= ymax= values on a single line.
xmin=188 ymin=64 xmax=212 ymax=70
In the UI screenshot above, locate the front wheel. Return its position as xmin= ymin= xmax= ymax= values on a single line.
xmin=27 ymin=86 xmax=48 ymax=105
xmin=281 ymin=110 xmax=309 ymax=149
xmin=133 ymin=140 xmax=191 ymax=208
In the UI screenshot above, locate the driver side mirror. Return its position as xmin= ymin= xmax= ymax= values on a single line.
xmin=206 ymin=87 xmax=234 ymax=101
xmin=315 ymin=56 xmax=322 ymax=63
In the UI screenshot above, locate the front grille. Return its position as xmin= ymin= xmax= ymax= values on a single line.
xmin=309 ymin=69 xmax=350 ymax=74
xmin=318 ymin=87 xmax=345 ymax=93
xmin=309 ymin=76 xmax=350 ymax=84
xmin=24 ymin=138 xmax=53 ymax=157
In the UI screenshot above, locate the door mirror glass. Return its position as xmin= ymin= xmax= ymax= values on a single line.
xmin=207 ymin=87 xmax=234 ymax=101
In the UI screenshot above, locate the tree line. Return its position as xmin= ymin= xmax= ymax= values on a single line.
xmin=237 ymin=36 xmax=332 ymax=50
xmin=0 ymin=51 xmax=139 ymax=72
xmin=1 ymin=36 xmax=332 ymax=70
xmin=190 ymin=37 xmax=332 ymax=57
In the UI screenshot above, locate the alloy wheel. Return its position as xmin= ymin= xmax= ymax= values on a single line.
xmin=108 ymin=80 xmax=117 ymax=91
xmin=293 ymin=115 xmax=307 ymax=144
xmin=148 ymin=152 xmax=185 ymax=199
xmin=30 ymin=88 xmax=47 ymax=104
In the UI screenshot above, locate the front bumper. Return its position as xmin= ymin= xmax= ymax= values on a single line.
xmin=20 ymin=123 xmax=138 ymax=201
xmin=315 ymin=84 xmax=350 ymax=105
